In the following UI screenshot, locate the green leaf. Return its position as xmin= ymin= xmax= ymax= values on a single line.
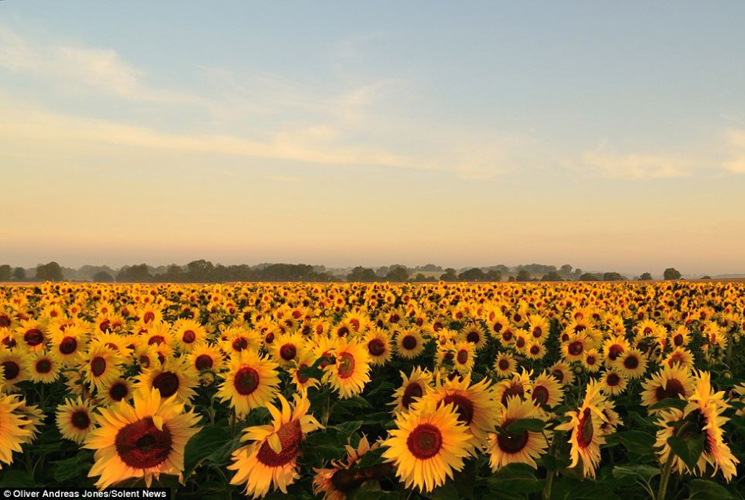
xmin=505 ymin=418 xmax=546 ymax=433
xmin=611 ymin=464 xmax=660 ymax=482
xmin=0 ymin=470 xmax=37 ymax=488
xmin=183 ymin=425 xmax=231 ymax=477
xmin=347 ymin=481 xmax=397 ymax=500
xmin=428 ymin=481 xmax=460 ymax=500
xmin=607 ymin=430 xmax=655 ymax=456
xmin=667 ymin=433 xmax=704 ymax=470
xmin=53 ymin=451 xmax=93 ymax=483
xmin=648 ymin=398 xmax=688 ymax=412
xmin=487 ymin=477 xmax=545 ymax=495
xmin=328 ymin=420 xmax=362 ymax=437
xmin=688 ymin=479 xmax=735 ymax=499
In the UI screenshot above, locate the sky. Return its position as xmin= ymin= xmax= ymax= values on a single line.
xmin=1 ymin=1 xmax=744 ymax=276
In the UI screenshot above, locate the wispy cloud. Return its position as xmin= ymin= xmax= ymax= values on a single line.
xmin=576 ymin=141 xmax=692 ymax=180
xmin=723 ymin=129 xmax=745 ymax=174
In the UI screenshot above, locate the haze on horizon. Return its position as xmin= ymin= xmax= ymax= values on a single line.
xmin=2 ymin=1 xmax=744 ymax=277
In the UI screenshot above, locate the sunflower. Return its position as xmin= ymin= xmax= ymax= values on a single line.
xmin=137 ymin=356 xmax=198 ymax=404
xmin=555 ymin=380 xmax=608 ymax=478
xmin=527 ymin=315 xmax=550 ymax=344
xmin=641 ymin=364 xmax=694 ymax=412
xmin=290 ymin=349 xmax=321 ymax=397
xmin=487 ymin=396 xmax=549 ymax=471
xmin=313 ymin=435 xmax=381 ymax=500
xmin=382 ymin=401 xmax=472 ymax=492
xmin=229 ymin=395 xmax=322 ymax=498
xmin=395 ymin=329 xmax=426 ymax=359
xmin=100 ymin=378 xmax=134 ymax=406
xmin=669 ymin=325 xmax=690 ymax=348
xmin=0 ymin=393 xmax=32 ymax=468
xmin=460 ymin=323 xmax=487 ymax=350
xmin=48 ymin=323 xmax=87 ymax=365
xmin=187 ymin=342 xmax=224 ymax=373
xmin=221 ymin=326 xmax=263 ymax=357
xmin=15 ymin=399 xmax=44 ymax=444
xmin=452 ymin=341 xmax=475 ymax=373
xmin=16 ymin=319 xmax=48 ymax=352
xmin=582 ymin=348 xmax=601 ymax=373
xmin=415 ymin=374 xmax=499 ymax=447
xmin=525 ymin=341 xmax=546 ymax=361
xmin=493 ymin=352 xmax=516 ymax=379
xmin=363 ymin=328 xmax=392 ymax=366
xmin=494 ymin=369 xmax=533 ymax=407
xmin=26 ymin=350 xmax=61 ymax=383
xmin=218 ymin=350 xmax=280 ymax=418
xmin=172 ymin=319 xmax=207 ymax=353
xmin=270 ymin=332 xmax=305 ymax=367
xmin=664 ymin=347 xmax=695 ymax=370
xmin=86 ymin=387 xmax=201 ymax=488
xmin=391 ymin=367 xmax=432 ymax=414
xmin=600 ymin=369 xmax=627 ymax=396
xmin=617 ymin=348 xmax=647 ymax=379
xmin=531 ymin=371 xmax=563 ymax=409
xmin=322 ymin=337 xmax=370 ymax=399
xmin=57 ymin=396 xmax=97 ymax=444
xmin=0 ymin=350 xmax=27 ymax=391
xmin=561 ymin=333 xmax=588 ymax=363
xmin=602 ymin=335 xmax=630 ymax=366
xmin=83 ymin=342 xmax=124 ymax=392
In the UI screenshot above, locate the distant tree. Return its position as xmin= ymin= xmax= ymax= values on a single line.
xmin=12 ymin=267 xmax=26 ymax=281
xmin=603 ymin=272 xmax=624 ymax=281
xmin=35 ymin=262 xmax=63 ymax=282
xmin=579 ymin=273 xmax=599 ymax=281
xmin=559 ymin=264 xmax=573 ymax=276
xmin=412 ymin=273 xmax=435 ymax=282
xmin=542 ymin=271 xmax=563 ymax=281
xmin=117 ymin=264 xmax=153 ymax=282
xmin=663 ymin=268 xmax=682 ymax=280
xmin=420 ymin=264 xmax=442 ymax=272
xmin=701 ymin=276 xmax=711 ymax=280
xmin=458 ymin=268 xmax=486 ymax=282
xmin=573 ymin=268 xmax=583 ymax=279
xmin=186 ymin=260 xmax=215 ymax=282
xmin=507 ymin=275 xmax=516 ymax=282
xmin=385 ymin=265 xmax=409 ymax=282
xmin=0 ymin=265 xmax=11 ymax=282
xmin=163 ymin=264 xmax=185 ymax=282
xmin=92 ymin=271 xmax=114 ymax=283
xmin=347 ymin=266 xmax=378 ymax=282
xmin=516 ymin=270 xmax=531 ymax=282
xmin=485 ymin=270 xmax=502 ymax=281
xmin=440 ymin=268 xmax=458 ymax=281
xmin=639 ymin=272 xmax=653 ymax=281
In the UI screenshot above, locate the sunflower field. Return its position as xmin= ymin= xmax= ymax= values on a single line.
xmin=1 ymin=281 xmax=745 ymax=499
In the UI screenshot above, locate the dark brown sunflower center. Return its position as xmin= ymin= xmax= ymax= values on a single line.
xmin=497 ymin=422 xmax=530 ymax=454
xmin=493 ymin=322 xmax=504 ymax=333
xmin=440 ymin=394 xmax=475 ymax=425
xmin=232 ymin=338 xmax=248 ymax=351
xmin=501 ymin=384 xmax=525 ymax=406
xmin=457 ymin=350 xmax=468 ymax=364
xmin=234 ymin=367 xmax=260 ymax=395
xmin=71 ymin=410 xmax=90 ymax=430
xmin=91 ymin=357 xmax=107 ymax=377
xmin=655 ymin=378 xmax=685 ymax=401
xmin=576 ymin=408 xmax=594 ymax=449
xmin=280 ymin=344 xmax=297 ymax=361
xmin=402 ymin=383 xmax=423 ymax=409
xmin=182 ymin=330 xmax=196 ymax=343
xmin=152 ymin=372 xmax=180 ymax=398
xmin=143 ymin=312 xmax=156 ymax=324
xmin=59 ymin=337 xmax=78 ymax=355
xmin=673 ymin=334 xmax=684 ymax=346
xmin=148 ymin=335 xmax=165 ymax=346
xmin=256 ymin=420 xmax=303 ymax=467
xmin=115 ymin=417 xmax=172 ymax=469
xmin=337 ymin=352 xmax=356 ymax=379
xmin=2 ymin=361 xmax=20 ymax=380
xmin=530 ymin=345 xmax=540 ymax=356
xmin=606 ymin=373 xmax=621 ymax=386
xmin=406 ymin=423 xmax=443 ymax=459
xmin=195 ymin=354 xmax=213 ymax=371
xmin=568 ymin=341 xmax=583 ymax=356
xmin=551 ymin=369 xmax=564 ymax=383
xmin=608 ymin=345 xmax=624 ymax=360
xmin=532 ymin=386 xmax=549 ymax=406
xmin=623 ymin=355 xmax=639 ymax=370
xmin=36 ymin=359 xmax=52 ymax=374
xmin=367 ymin=339 xmax=386 ymax=356
xmin=24 ymin=328 xmax=44 ymax=347
xmin=337 ymin=326 xmax=350 ymax=337
xmin=402 ymin=335 xmax=417 ymax=350
xmin=501 ymin=330 xmax=513 ymax=342
xmin=110 ymin=382 xmax=129 ymax=401
xmin=498 ymin=359 xmax=510 ymax=371
xmin=466 ymin=330 xmax=480 ymax=343
xmin=532 ymin=327 xmax=543 ymax=338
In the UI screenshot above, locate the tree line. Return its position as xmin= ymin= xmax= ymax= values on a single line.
xmin=0 ymin=261 xmax=686 ymax=284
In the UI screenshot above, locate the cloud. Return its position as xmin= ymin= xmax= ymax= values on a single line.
xmin=723 ymin=129 xmax=745 ymax=174
xmin=577 ymin=142 xmax=691 ymax=180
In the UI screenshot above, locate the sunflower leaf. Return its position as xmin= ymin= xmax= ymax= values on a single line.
xmin=648 ymin=398 xmax=687 ymax=411
xmin=687 ymin=479 xmax=735 ymax=499
xmin=667 ymin=433 xmax=704 ymax=470
xmin=182 ymin=425 xmax=231 ymax=478
xmin=505 ymin=418 xmax=546 ymax=434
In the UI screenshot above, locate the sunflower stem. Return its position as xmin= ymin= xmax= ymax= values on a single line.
xmin=656 ymin=449 xmax=675 ymax=500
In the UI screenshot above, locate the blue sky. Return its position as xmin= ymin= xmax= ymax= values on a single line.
xmin=2 ymin=1 xmax=744 ymax=275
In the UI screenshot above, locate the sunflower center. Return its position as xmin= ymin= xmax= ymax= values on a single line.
xmin=532 ymin=386 xmax=549 ymax=406
xmin=655 ymin=378 xmax=685 ymax=401
xmin=516 ymin=337 xmax=526 ymax=349
xmin=280 ymin=344 xmax=297 ymax=361
xmin=532 ymin=327 xmax=543 ymax=338
xmin=492 ymin=322 xmax=504 ymax=333
xmin=402 ymin=335 xmax=417 ymax=350
xmin=337 ymin=352 xmax=356 ymax=379
xmin=110 ymin=382 xmax=129 ymax=401
xmin=143 ymin=312 xmax=156 ymax=324
xmin=91 ymin=357 xmax=107 ymax=377
xmin=367 ymin=339 xmax=386 ymax=356
xmin=497 ymin=422 xmax=530 ymax=454
xmin=440 ymin=394 xmax=474 ymax=425
xmin=148 ymin=335 xmax=165 ymax=346
xmin=195 ymin=354 xmax=213 ymax=371
xmin=337 ymin=326 xmax=350 ymax=337
xmin=568 ymin=341 xmax=583 ymax=356
xmin=56 ymin=337 xmax=77 ymax=355
xmin=608 ymin=345 xmax=624 ymax=360
xmin=2 ymin=361 xmax=20 ymax=380
xmin=402 ymin=383 xmax=423 ymax=409
xmin=606 ymin=373 xmax=621 ymax=386
xmin=586 ymin=355 xmax=596 ymax=365
xmin=182 ymin=330 xmax=196 ymax=343
xmin=115 ymin=417 xmax=172 ymax=469
xmin=551 ymin=369 xmax=564 ymax=383
xmin=24 ymin=329 xmax=44 ymax=347
xmin=406 ymin=423 xmax=443 ymax=460
xmin=501 ymin=384 xmax=525 ymax=406
xmin=456 ymin=350 xmax=468 ymax=364
xmin=466 ymin=330 xmax=480 ymax=343
xmin=530 ymin=345 xmax=540 ymax=356
xmin=232 ymin=338 xmax=248 ymax=351
xmin=576 ymin=408 xmax=594 ymax=449
xmin=36 ymin=359 xmax=52 ymax=374
xmin=673 ymin=334 xmax=684 ymax=346
xmin=297 ymin=364 xmax=310 ymax=384
xmin=256 ymin=420 xmax=303 ymax=467
xmin=234 ymin=367 xmax=260 ymax=395
xmin=498 ymin=359 xmax=510 ymax=371
xmin=152 ymin=372 xmax=180 ymax=398
xmin=2 ymin=337 xmax=16 ymax=349
xmin=501 ymin=330 xmax=513 ymax=342
xmin=71 ymin=410 xmax=90 ymax=430
xmin=623 ymin=355 xmax=639 ymax=370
